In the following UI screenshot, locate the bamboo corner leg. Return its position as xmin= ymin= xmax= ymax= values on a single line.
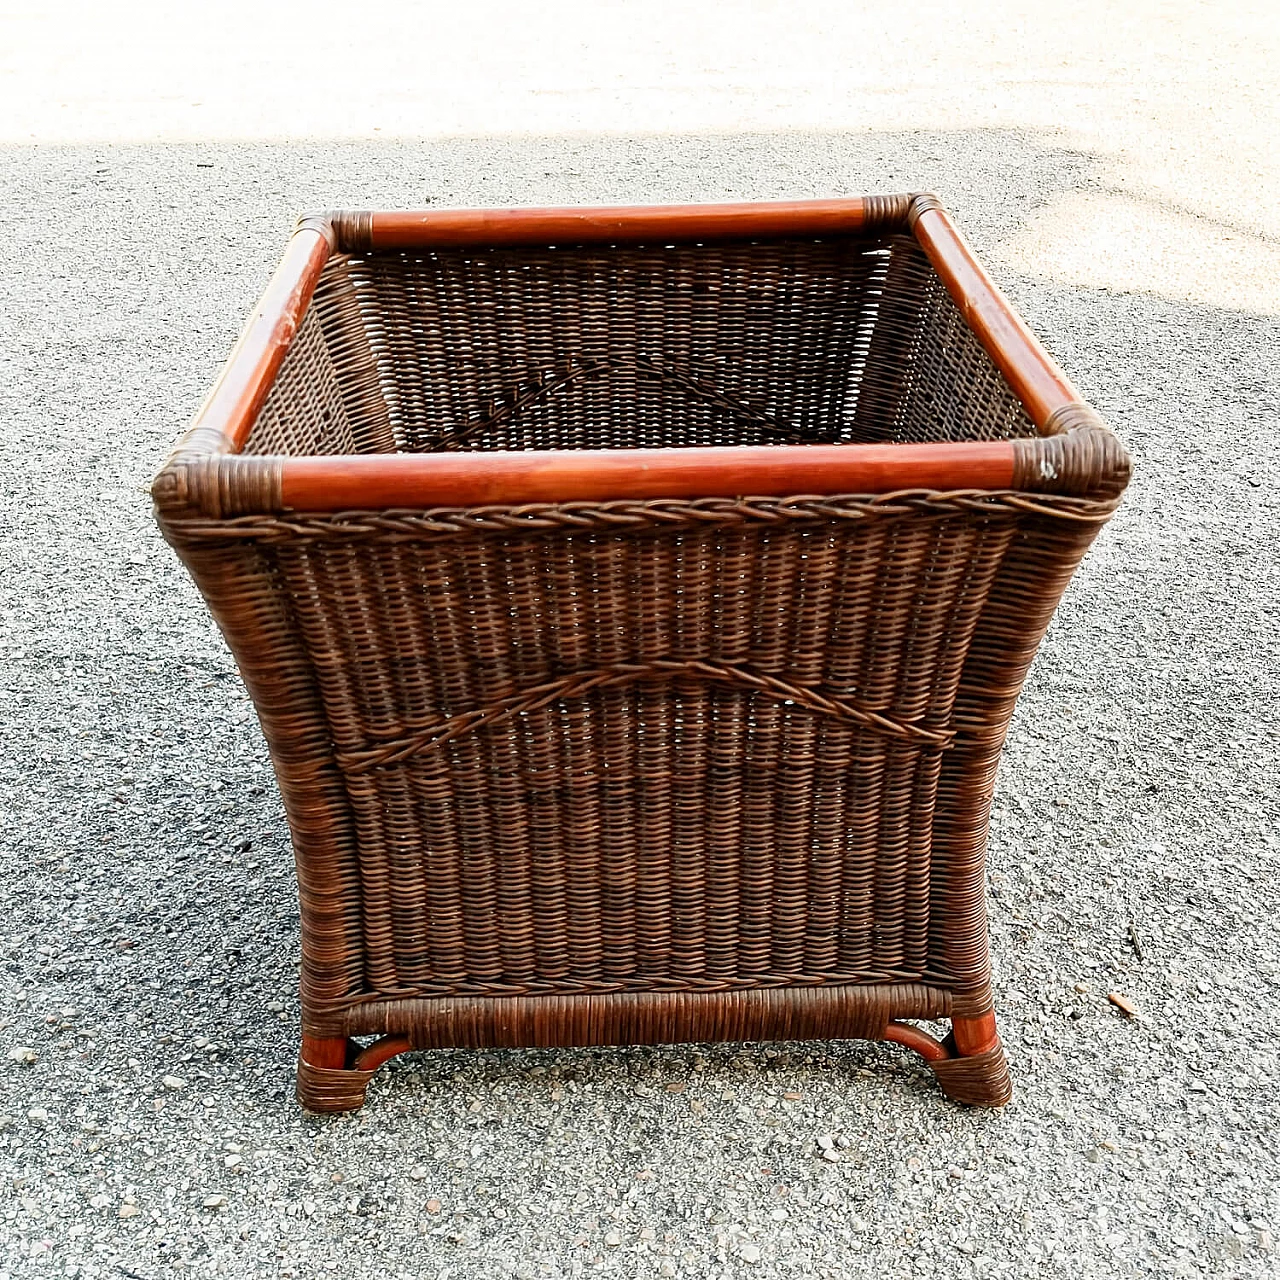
xmin=932 ymin=1012 xmax=1014 ymax=1108
xmin=296 ymin=1034 xmax=412 ymax=1113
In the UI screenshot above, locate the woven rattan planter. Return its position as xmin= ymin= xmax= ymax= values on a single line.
xmin=153 ymin=194 xmax=1128 ymax=1112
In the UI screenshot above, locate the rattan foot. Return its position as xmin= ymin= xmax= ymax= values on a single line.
xmin=931 ymin=1039 xmax=1012 ymax=1106
xmin=296 ymin=1036 xmax=372 ymax=1113
xmin=931 ymin=1013 xmax=1013 ymax=1107
xmin=296 ymin=1034 xmax=415 ymax=1113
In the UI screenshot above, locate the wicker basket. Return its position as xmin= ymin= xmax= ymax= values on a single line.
xmin=153 ymin=194 xmax=1129 ymax=1112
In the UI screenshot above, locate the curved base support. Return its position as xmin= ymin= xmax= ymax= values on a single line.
xmin=295 ymin=1013 xmax=1012 ymax=1112
xmin=883 ymin=1012 xmax=1012 ymax=1107
xmin=296 ymin=1035 xmax=413 ymax=1113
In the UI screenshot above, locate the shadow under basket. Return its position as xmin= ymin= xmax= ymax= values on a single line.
xmin=152 ymin=193 xmax=1129 ymax=1112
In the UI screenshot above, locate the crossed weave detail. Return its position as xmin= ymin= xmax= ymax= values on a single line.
xmin=334 ymin=657 xmax=955 ymax=774
xmin=423 ymin=356 xmax=823 ymax=451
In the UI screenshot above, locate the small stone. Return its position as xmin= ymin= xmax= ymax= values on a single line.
xmin=1073 ymin=983 xmax=1090 ymax=994
xmin=26 ymin=1108 xmax=49 ymax=1125
xmin=409 ymin=1165 xmax=429 ymax=1180
xmin=118 ymin=1204 xmax=140 ymax=1219
xmin=688 ymin=1100 xmax=706 ymax=1115
xmin=770 ymin=1207 xmax=788 ymax=1221
xmin=89 ymin=1193 xmax=112 ymax=1210
xmin=604 ymin=1231 xmax=622 ymax=1247
xmin=1106 ymin=992 xmax=1137 ymax=1017
xmin=203 ymin=1195 xmax=227 ymax=1209
xmin=783 ymin=1091 xmax=802 ymax=1101
xmin=639 ymin=1227 xmax=656 ymax=1241
xmin=224 ymin=1155 xmax=243 ymax=1169
xmin=816 ymin=1134 xmax=835 ymax=1151
xmin=162 ymin=1076 xmax=186 ymax=1091
xmin=659 ymin=1264 xmax=677 ymax=1277
xmin=1085 ymin=1147 xmax=1103 ymax=1163
xmin=303 ymin=1200 xmax=316 ymax=1217
xmin=8 ymin=1046 xmax=37 ymax=1065
xmin=425 ymin=1199 xmax=441 ymax=1214
xmin=664 ymin=1081 xmax=686 ymax=1093
xmin=821 ymin=1148 xmax=840 ymax=1163
xmin=737 ymin=1241 xmax=762 ymax=1264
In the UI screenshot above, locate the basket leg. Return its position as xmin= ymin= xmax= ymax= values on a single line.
xmin=931 ymin=1012 xmax=1013 ymax=1107
xmin=296 ymin=1035 xmax=378 ymax=1113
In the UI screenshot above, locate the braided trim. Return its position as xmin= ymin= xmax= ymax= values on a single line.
xmin=158 ymin=489 xmax=1119 ymax=544
xmin=335 ymin=657 xmax=954 ymax=773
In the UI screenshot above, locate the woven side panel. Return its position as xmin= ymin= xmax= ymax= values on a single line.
xmin=931 ymin=506 xmax=1108 ymax=1013
xmin=245 ymin=256 xmax=395 ymax=456
xmin=245 ymin=305 xmax=357 ymax=456
xmin=851 ymin=236 xmax=1037 ymax=443
xmin=258 ymin=506 xmax=1021 ymax=1008
xmin=152 ymin=532 xmax=367 ymax=1013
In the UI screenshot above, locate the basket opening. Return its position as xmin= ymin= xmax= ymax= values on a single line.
xmin=243 ymin=234 xmax=1035 ymax=459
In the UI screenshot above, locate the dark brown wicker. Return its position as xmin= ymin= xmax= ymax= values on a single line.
xmin=153 ymin=194 xmax=1129 ymax=1112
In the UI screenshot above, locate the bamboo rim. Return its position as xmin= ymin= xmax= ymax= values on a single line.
xmin=171 ymin=196 xmax=1102 ymax=509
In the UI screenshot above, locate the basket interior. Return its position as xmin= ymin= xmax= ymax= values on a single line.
xmin=244 ymin=233 xmax=1035 ymax=457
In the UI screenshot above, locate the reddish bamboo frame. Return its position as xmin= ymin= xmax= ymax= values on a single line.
xmin=174 ymin=194 xmax=1097 ymax=515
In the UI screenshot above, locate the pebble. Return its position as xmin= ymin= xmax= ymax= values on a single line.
xmin=225 ymin=1154 xmax=243 ymax=1169
xmin=604 ymin=1231 xmax=622 ymax=1247
xmin=738 ymin=1242 xmax=762 ymax=1263
xmin=162 ymin=1075 xmax=187 ymax=1091
xmin=821 ymin=1149 xmax=840 ymax=1163
xmin=425 ymin=1199 xmax=441 ymax=1214
xmin=816 ymin=1134 xmax=835 ymax=1151
xmin=1107 ymin=993 xmax=1138 ymax=1017
xmin=409 ymin=1165 xmax=429 ymax=1180
xmin=203 ymin=1195 xmax=227 ymax=1209
xmin=8 ymin=1046 xmax=37 ymax=1065
xmin=26 ymin=1108 xmax=49 ymax=1125
xmin=118 ymin=1203 xmax=140 ymax=1219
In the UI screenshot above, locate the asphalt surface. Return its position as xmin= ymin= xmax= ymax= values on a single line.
xmin=0 ymin=6 xmax=1277 ymax=1278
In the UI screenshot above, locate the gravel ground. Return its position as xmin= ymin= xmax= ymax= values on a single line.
xmin=1 ymin=10 xmax=1278 ymax=1279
